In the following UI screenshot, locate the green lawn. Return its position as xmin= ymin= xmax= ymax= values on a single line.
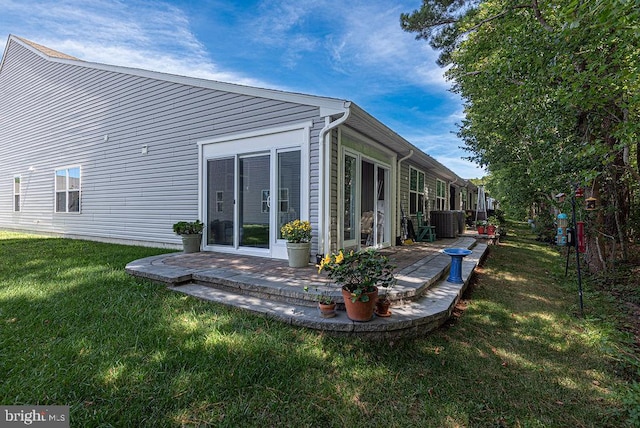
xmin=1 ymin=227 xmax=638 ymax=427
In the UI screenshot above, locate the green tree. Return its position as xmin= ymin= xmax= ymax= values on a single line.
xmin=402 ymin=0 xmax=639 ymax=270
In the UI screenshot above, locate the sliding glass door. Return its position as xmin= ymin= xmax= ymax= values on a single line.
xmin=207 ymin=158 xmax=234 ymax=246
xmin=342 ymin=150 xmax=391 ymax=249
xmin=277 ymin=150 xmax=301 ymax=240
xmin=205 ymin=148 xmax=302 ymax=257
xmin=239 ymin=154 xmax=270 ymax=249
xmin=343 ymin=153 xmax=358 ymax=248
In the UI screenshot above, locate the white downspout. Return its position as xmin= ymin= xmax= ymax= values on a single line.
xmin=318 ymin=103 xmax=350 ymax=256
xmin=396 ymin=150 xmax=413 ymax=242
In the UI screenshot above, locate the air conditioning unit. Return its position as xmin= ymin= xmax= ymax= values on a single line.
xmin=430 ymin=211 xmax=458 ymax=238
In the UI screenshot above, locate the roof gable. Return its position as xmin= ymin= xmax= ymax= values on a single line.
xmin=13 ymin=36 xmax=79 ymax=60
xmin=1 ymin=35 xmax=348 ymax=117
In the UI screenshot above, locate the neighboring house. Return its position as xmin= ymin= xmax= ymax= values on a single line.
xmin=0 ymin=35 xmax=475 ymax=260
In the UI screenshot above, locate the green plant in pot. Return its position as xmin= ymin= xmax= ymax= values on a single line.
xmin=172 ymin=220 xmax=204 ymax=253
xmin=486 ymin=216 xmax=498 ymax=235
xmin=318 ymin=248 xmax=396 ymax=322
xmin=281 ymin=219 xmax=312 ymax=268
xmin=304 ymin=285 xmax=337 ymax=318
xmin=375 ymin=281 xmax=394 ymax=317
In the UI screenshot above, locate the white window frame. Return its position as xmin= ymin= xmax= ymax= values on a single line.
xmin=278 ymin=188 xmax=289 ymax=213
xmin=215 ymin=191 xmax=224 ymax=212
xmin=13 ymin=175 xmax=21 ymax=212
xmin=54 ymin=166 xmax=81 ymax=213
xmin=436 ymin=179 xmax=447 ymax=211
xmin=261 ymin=189 xmax=270 ymax=213
xmin=409 ymin=167 xmax=425 ymax=215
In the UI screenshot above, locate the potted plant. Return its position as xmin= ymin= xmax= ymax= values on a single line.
xmin=476 ymin=220 xmax=486 ymax=235
xmin=172 ymin=220 xmax=204 ymax=253
xmin=304 ymin=285 xmax=337 ymax=318
xmin=375 ymin=292 xmax=393 ymax=317
xmin=486 ymin=216 xmax=498 ymax=235
xmin=281 ymin=219 xmax=312 ymax=268
xmin=318 ymin=249 xmax=396 ymax=322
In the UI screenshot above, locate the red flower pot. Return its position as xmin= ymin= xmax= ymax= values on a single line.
xmin=341 ymin=287 xmax=378 ymax=322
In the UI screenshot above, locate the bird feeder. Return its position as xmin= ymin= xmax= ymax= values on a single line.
xmin=555 ymin=192 xmax=566 ymax=203
xmin=585 ymin=197 xmax=597 ymax=211
xmin=556 ymin=213 xmax=568 ymax=246
xmin=575 ymin=187 xmax=584 ymax=198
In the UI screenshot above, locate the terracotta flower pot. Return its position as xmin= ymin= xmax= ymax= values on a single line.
xmin=341 ymin=287 xmax=378 ymax=322
xmin=477 ymin=225 xmax=486 ymax=234
xmin=375 ymin=298 xmax=391 ymax=317
xmin=486 ymin=225 xmax=497 ymax=235
xmin=318 ymin=302 xmax=337 ymax=318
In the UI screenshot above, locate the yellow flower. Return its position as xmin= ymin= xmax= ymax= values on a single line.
xmin=335 ymin=250 xmax=344 ymax=264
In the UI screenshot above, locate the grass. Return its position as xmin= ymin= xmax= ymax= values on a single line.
xmin=1 ymin=227 xmax=638 ymax=427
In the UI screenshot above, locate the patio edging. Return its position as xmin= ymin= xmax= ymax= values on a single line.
xmin=126 ymin=238 xmax=489 ymax=338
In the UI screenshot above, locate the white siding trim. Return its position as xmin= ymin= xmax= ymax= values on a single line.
xmin=198 ymin=121 xmax=313 ymax=147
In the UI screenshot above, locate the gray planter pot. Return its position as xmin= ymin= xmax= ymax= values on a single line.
xmin=285 ymin=242 xmax=311 ymax=267
xmin=181 ymin=234 xmax=202 ymax=253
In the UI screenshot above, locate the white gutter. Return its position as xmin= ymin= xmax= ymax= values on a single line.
xmin=318 ymin=101 xmax=351 ymax=254
xmin=396 ymin=150 xmax=414 ymax=240
xmin=318 ymin=102 xmax=351 ymax=256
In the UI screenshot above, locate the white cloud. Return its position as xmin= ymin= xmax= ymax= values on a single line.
xmin=401 ymin=105 xmax=484 ymax=179
xmin=246 ymin=0 xmax=451 ymax=90
xmin=434 ymin=155 xmax=486 ymax=179
xmin=0 ymin=0 xmax=265 ymax=86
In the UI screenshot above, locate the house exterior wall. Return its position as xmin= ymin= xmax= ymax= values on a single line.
xmin=424 ymin=170 xmax=438 ymax=212
xmin=308 ymin=118 xmax=325 ymax=253
xmin=399 ymin=161 xmax=466 ymax=228
xmin=401 ymin=161 xmax=436 ymax=222
xmin=0 ymin=40 xmax=323 ymax=247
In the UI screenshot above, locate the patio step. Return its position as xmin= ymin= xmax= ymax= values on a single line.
xmin=126 ymin=238 xmax=488 ymax=338
xmin=166 ymin=243 xmax=486 ymax=338
xmin=126 ymin=237 xmax=479 ymax=308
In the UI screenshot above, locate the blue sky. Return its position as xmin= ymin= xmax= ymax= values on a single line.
xmin=0 ymin=0 xmax=485 ymax=178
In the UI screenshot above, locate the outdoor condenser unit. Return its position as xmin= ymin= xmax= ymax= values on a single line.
xmin=430 ymin=211 xmax=458 ymax=238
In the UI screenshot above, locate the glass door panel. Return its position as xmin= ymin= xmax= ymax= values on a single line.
xmin=361 ymin=160 xmax=375 ymax=246
xmin=376 ymin=166 xmax=389 ymax=245
xmin=207 ymin=158 xmax=235 ymax=246
xmin=343 ymin=154 xmax=357 ymax=244
xmin=239 ymin=154 xmax=270 ymax=249
xmin=277 ymin=150 xmax=301 ymax=239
